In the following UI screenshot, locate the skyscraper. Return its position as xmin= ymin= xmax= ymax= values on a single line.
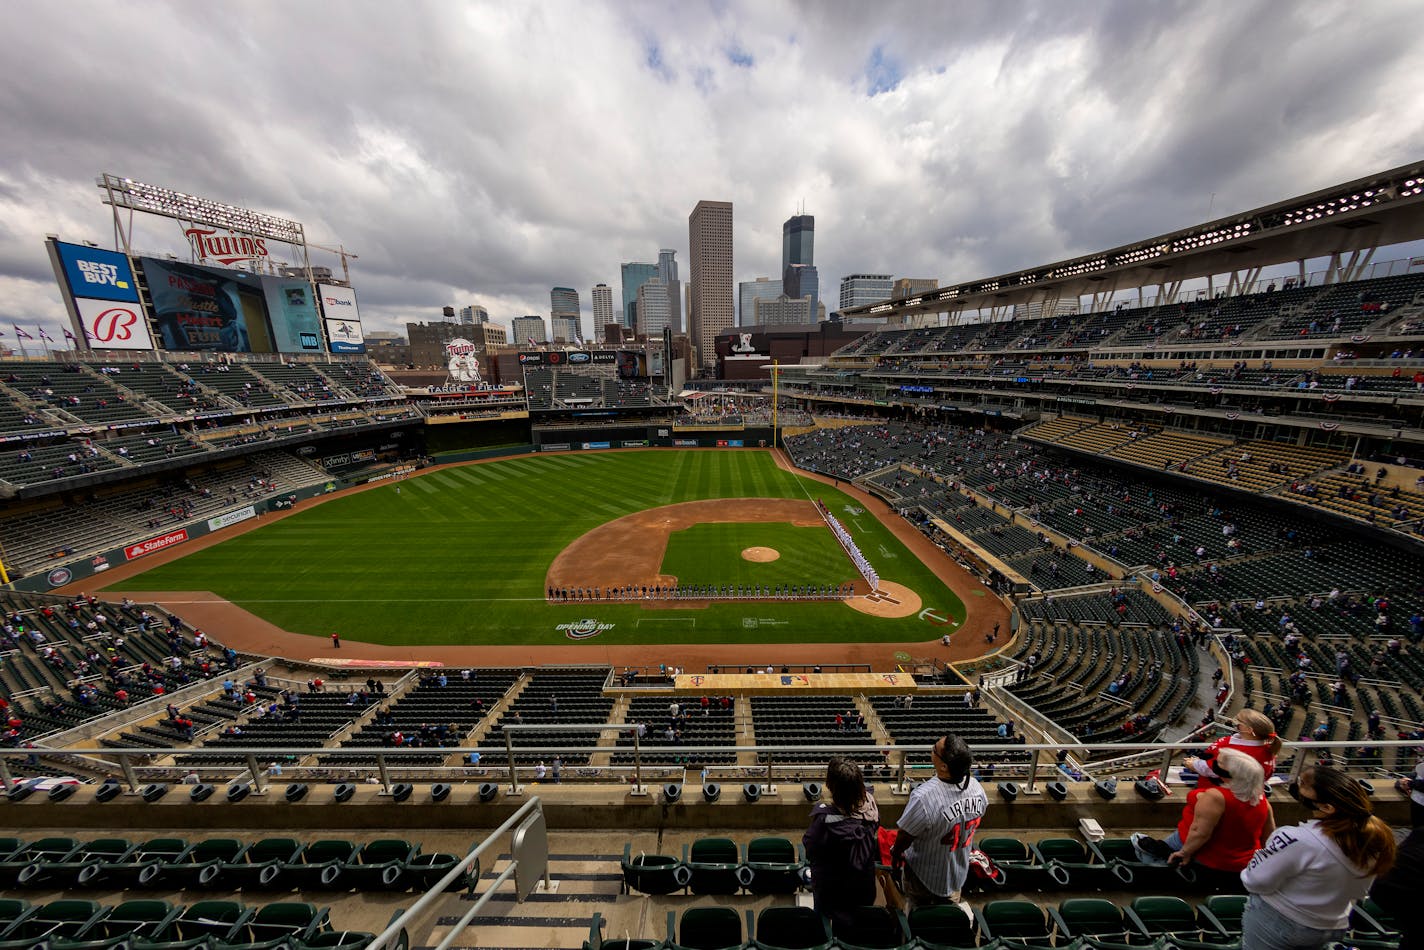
xmin=739 ymin=277 xmax=782 ymax=326
xmin=511 ymin=315 xmax=547 ymax=345
xmin=781 ymin=214 xmax=817 ymax=328
xmin=782 ymin=214 xmax=814 ymax=269
xmin=657 ymin=249 xmax=683 ymax=334
xmin=457 ymin=305 xmax=489 ymax=325
xmin=620 ymin=262 xmax=658 ymax=330
xmin=591 ymin=283 xmax=614 ymax=328
xmin=636 ymin=277 xmax=670 ymax=336
xmin=839 ymin=274 xmax=894 ymax=310
xmin=688 ymin=200 xmax=733 ymax=369
xmin=551 ymin=315 xmax=580 ymax=344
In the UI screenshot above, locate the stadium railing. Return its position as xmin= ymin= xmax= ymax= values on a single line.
xmin=7 ymin=738 xmax=1419 ymax=799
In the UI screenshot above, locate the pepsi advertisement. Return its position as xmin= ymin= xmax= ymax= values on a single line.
xmin=140 ymin=257 xmax=274 ymax=352
xmin=54 ymin=241 xmax=139 ymax=303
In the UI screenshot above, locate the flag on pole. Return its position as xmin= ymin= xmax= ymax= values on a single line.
xmin=63 ymin=328 xmax=77 ymax=342
xmin=38 ymin=328 xmax=54 ymax=343
xmin=13 ymin=326 xmax=33 ymax=340
xmin=528 ymin=336 xmax=539 ymax=347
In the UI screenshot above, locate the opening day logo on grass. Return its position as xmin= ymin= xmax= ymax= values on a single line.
xmin=557 ymin=619 xmax=615 ymax=640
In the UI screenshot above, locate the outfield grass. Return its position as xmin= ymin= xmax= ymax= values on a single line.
xmin=106 ymin=451 xmax=966 ymax=646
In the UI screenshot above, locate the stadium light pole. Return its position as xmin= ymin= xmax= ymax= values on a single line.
xmin=771 ymin=360 xmax=779 ymax=448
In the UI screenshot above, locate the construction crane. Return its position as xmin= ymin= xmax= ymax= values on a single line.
xmin=304 ymin=240 xmax=359 ymax=284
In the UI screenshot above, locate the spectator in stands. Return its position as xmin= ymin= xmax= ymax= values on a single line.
xmin=1185 ymin=709 xmax=1281 ymax=787
xmin=803 ymin=757 xmax=880 ymax=929
xmin=1396 ymin=754 xmax=1424 ymax=829
xmin=1132 ymin=748 xmax=1272 ymax=889
xmin=1241 ymin=765 xmax=1396 ymax=950
xmin=890 ymin=733 xmax=989 ymax=911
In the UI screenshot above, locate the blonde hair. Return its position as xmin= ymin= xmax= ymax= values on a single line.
xmin=1236 ymin=709 xmax=1283 ymax=758
xmin=1214 ymin=748 xmax=1265 ymax=805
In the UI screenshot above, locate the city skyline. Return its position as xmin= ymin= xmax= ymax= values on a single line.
xmin=1 ymin=2 xmax=1422 ymax=348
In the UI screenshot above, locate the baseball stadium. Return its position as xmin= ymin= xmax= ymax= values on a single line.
xmin=0 ymin=162 xmax=1421 ymax=950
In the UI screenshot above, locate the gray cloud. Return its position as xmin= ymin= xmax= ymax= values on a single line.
xmin=1 ymin=0 xmax=1421 ymax=347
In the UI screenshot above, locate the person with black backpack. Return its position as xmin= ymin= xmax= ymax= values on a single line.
xmin=804 ymin=757 xmax=880 ymax=928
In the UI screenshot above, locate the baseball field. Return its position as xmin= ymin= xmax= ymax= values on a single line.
xmin=102 ymin=450 xmax=969 ymax=647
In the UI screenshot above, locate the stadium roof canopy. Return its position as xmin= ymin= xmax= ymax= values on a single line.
xmin=841 ymin=160 xmax=1424 ymax=321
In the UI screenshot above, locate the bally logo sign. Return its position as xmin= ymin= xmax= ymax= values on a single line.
xmin=183 ymin=226 xmax=270 ymax=266
xmin=125 ymin=529 xmax=190 ymax=561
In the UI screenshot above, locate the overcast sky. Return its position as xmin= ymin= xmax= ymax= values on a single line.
xmin=2 ymin=0 xmax=1422 ymax=345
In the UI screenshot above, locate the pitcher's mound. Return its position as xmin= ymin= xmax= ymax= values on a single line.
xmin=741 ymin=546 xmax=780 ymax=562
xmin=846 ymin=581 xmax=922 ymax=618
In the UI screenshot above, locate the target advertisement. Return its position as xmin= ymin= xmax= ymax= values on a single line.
xmin=319 ymin=284 xmax=366 ymax=353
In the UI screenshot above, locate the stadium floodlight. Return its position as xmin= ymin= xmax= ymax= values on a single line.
xmin=96 ymin=173 xmax=306 ymax=247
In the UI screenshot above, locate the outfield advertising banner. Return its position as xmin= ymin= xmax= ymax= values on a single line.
xmin=124 ymin=528 xmax=190 ymax=561
xmin=53 ymin=242 xmax=139 ymax=303
xmin=318 ymin=284 xmax=365 ymax=353
xmin=74 ymin=297 xmax=156 ymax=351
xmin=261 ymin=278 xmax=324 ymax=353
xmin=207 ymin=506 xmax=256 ymax=531
xmin=140 ymin=257 xmax=275 ymax=352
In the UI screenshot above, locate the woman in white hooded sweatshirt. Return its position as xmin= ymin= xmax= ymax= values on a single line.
xmin=1240 ymin=765 xmax=1397 ymax=950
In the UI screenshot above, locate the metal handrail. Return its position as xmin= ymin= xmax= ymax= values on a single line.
xmin=4 ymin=737 xmax=1420 ymax=795
xmin=371 ymin=796 xmax=542 ymax=950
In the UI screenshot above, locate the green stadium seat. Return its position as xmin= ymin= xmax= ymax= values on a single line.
xmin=1033 ymin=837 xmax=1123 ymax=889
xmin=583 ymin=911 xmax=667 ymax=950
xmin=26 ymin=838 xmax=134 ymax=888
xmin=827 ymin=906 xmax=912 ymax=950
xmin=683 ymin=837 xmax=741 ymax=896
xmin=223 ymin=902 xmax=331 ymax=949
xmin=0 ymin=899 xmax=36 ymax=939
xmin=214 ymin=837 xmax=303 ymax=890
xmin=134 ymin=899 xmax=253 ymax=949
xmin=1126 ymin=896 xmax=1216 ymax=943
xmin=905 ymin=904 xmax=977 ymax=950
xmin=340 ymin=839 xmax=418 ymax=890
xmin=741 ymin=836 xmax=803 ymax=895
xmin=99 ymin=838 xmax=191 ymax=890
xmin=1048 ymin=898 xmax=1137 ymax=944
xmin=0 ymin=837 xmax=83 ymax=888
xmin=748 ymin=906 xmax=832 ymax=950
xmin=4 ymin=900 xmax=107 ymax=943
xmin=51 ymin=899 xmax=180 ymax=950
xmin=278 ymin=840 xmax=359 ymax=890
xmin=666 ymin=907 xmax=742 ymax=950
xmin=974 ymin=838 xmax=1063 ymax=891
xmin=620 ymin=843 xmax=689 ymax=895
xmin=975 ymin=899 xmax=1054 ymax=947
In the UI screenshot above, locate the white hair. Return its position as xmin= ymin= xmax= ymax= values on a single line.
xmin=1213 ymin=747 xmax=1265 ymax=805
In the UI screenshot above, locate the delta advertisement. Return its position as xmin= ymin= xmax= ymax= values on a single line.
xmin=319 ymin=284 xmax=366 ymax=353
xmin=140 ymin=257 xmax=275 ymax=353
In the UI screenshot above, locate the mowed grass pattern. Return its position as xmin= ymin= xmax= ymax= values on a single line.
xmin=107 ymin=451 xmax=966 ymax=646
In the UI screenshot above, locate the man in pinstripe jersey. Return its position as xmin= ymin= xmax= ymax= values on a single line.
xmin=890 ymin=733 xmax=990 ymax=910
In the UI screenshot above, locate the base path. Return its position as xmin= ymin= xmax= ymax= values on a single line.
xmin=78 ymin=448 xmax=1009 ymax=671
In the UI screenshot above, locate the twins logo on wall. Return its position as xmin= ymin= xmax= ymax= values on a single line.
xmin=444 ymin=338 xmax=482 ymax=383
xmin=557 ymin=619 xmax=615 ymax=640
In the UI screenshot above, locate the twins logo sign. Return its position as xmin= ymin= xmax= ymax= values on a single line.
xmin=557 ymin=619 xmax=615 ymax=640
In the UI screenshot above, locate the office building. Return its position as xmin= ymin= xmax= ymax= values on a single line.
xmin=892 ymin=277 xmax=938 ymax=300
xmin=839 ymin=274 xmax=894 ymax=310
xmin=688 ymin=200 xmax=733 ymax=369
xmin=591 ymin=283 xmax=614 ymax=328
xmin=636 ymin=277 xmax=670 ymax=336
xmin=407 ymin=320 xmax=465 ymax=368
xmin=739 ymin=277 xmax=782 ymax=325
xmin=511 ymin=315 xmax=547 ymax=345
xmin=551 ymin=315 xmax=580 ymax=344
xmin=783 ymin=263 xmax=819 ymax=321
xmin=620 ymin=262 xmax=658 ymax=330
xmin=457 ymin=305 xmax=489 ymax=325
xmin=753 ymin=294 xmax=815 ymax=326
xmin=657 ymin=248 xmax=683 ymax=334
xmin=782 ymin=214 xmax=818 ymax=325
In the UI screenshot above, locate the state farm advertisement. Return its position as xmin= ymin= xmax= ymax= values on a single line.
xmin=125 ymin=529 xmax=190 ymax=561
